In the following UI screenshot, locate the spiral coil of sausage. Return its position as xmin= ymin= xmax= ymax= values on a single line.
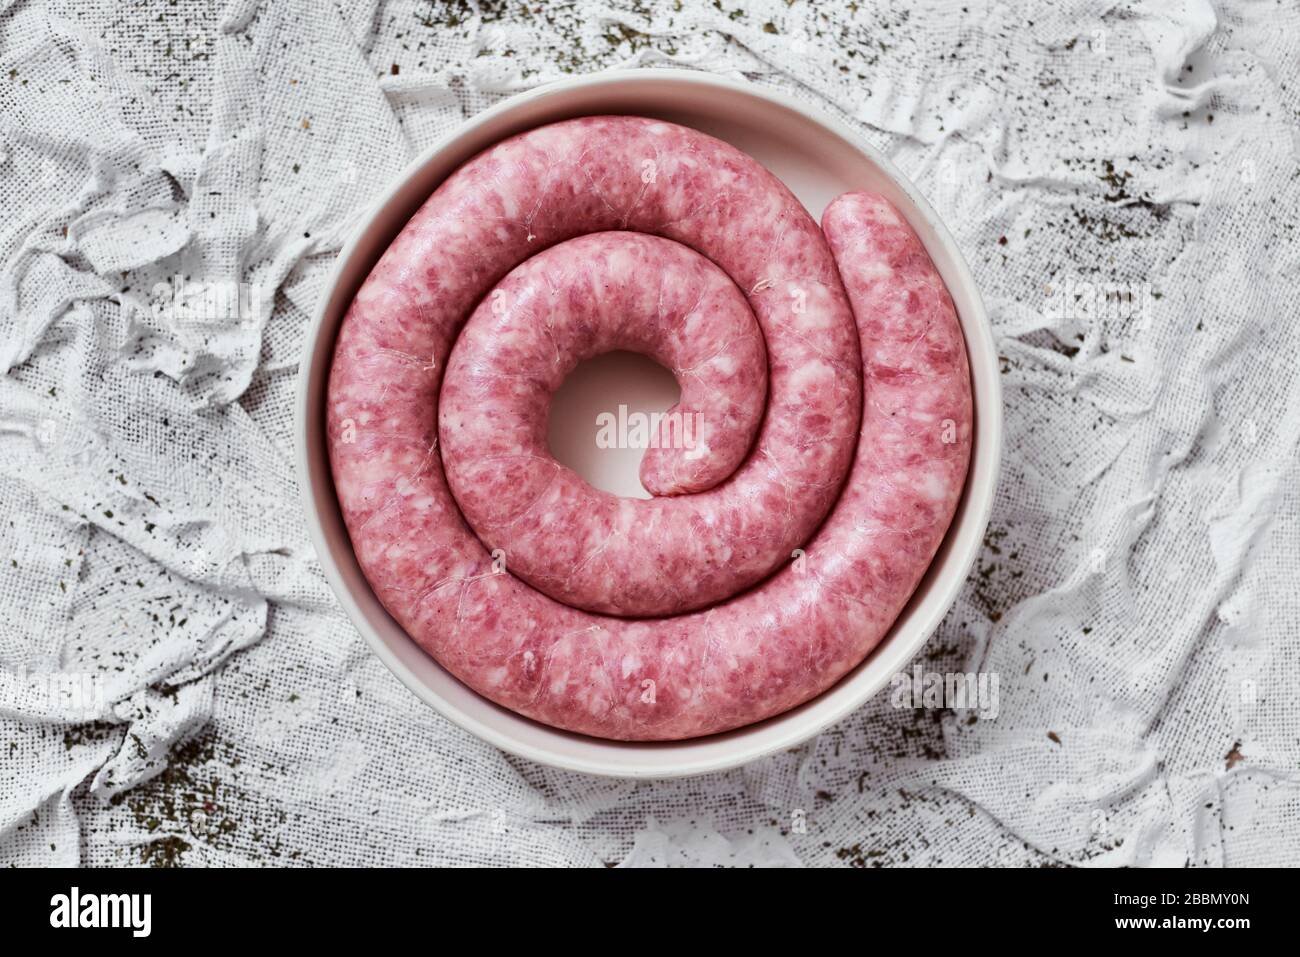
xmin=328 ymin=116 xmax=971 ymax=741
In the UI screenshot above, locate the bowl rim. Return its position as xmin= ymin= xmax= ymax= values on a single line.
xmin=294 ymin=67 xmax=1003 ymax=778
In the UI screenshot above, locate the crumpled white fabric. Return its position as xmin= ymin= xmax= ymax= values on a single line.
xmin=1 ymin=0 xmax=1297 ymax=868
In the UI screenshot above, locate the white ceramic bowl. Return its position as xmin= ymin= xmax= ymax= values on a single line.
xmin=295 ymin=69 xmax=1002 ymax=778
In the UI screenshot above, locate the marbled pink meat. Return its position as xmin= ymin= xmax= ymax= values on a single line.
xmin=441 ymin=230 xmax=852 ymax=617
xmin=327 ymin=115 xmax=971 ymax=741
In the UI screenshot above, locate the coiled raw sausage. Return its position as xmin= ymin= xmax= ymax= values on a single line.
xmin=327 ymin=116 xmax=971 ymax=741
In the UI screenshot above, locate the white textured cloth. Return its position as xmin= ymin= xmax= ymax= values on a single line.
xmin=1 ymin=0 xmax=1297 ymax=867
